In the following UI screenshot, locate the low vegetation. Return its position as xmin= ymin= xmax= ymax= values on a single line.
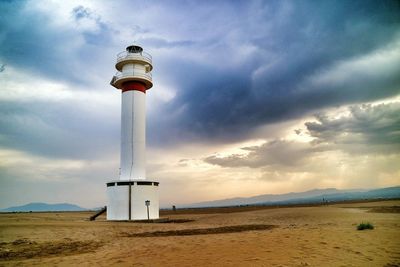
xmin=0 ymin=238 xmax=103 ymax=260
xmin=357 ymin=222 xmax=374 ymax=230
xmin=122 ymin=224 xmax=277 ymax=237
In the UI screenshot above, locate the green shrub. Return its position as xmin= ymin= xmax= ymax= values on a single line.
xmin=357 ymin=222 xmax=374 ymax=230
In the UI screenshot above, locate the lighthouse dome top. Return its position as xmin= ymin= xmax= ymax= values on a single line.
xmin=126 ymin=45 xmax=143 ymax=53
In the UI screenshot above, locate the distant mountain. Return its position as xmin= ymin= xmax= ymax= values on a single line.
xmin=186 ymin=186 xmax=400 ymax=208
xmin=1 ymin=202 xmax=86 ymax=212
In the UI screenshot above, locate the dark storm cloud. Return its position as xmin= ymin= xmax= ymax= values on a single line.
xmin=0 ymin=1 xmax=119 ymax=158
xmin=0 ymin=1 xmax=114 ymax=85
xmin=306 ymin=102 xmax=400 ymax=154
xmin=204 ymin=102 xmax=400 ymax=169
xmin=72 ymin=5 xmax=92 ymax=20
xmin=72 ymin=5 xmax=113 ymax=46
xmin=0 ymin=99 xmax=119 ymax=159
xmin=148 ymin=0 xmax=400 ymax=145
xmin=1 ymin=0 xmax=399 ymax=156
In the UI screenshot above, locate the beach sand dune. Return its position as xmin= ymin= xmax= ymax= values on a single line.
xmin=0 ymin=200 xmax=399 ymax=266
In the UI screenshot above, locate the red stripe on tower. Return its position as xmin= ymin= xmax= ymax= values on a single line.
xmin=122 ymin=81 xmax=146 ymax=93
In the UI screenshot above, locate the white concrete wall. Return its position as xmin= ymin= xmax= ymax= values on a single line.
xmin=120 ymin=90 xmax=146 ymax=180
xmin=106 ymin=185 xmax=129 ymax=220
xmin=106 ymin=183 xmax=159 ymax=220
xmin=131 ymin=184 xmax=159 ymax=220
xmin=122 ymin=63 xmax=146 ymax=76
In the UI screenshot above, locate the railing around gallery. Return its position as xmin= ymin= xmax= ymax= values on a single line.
xmin=116 ymin=51 xmax=152 ymax=64
xmin=113 ymin=71 xmax=152 ymax=81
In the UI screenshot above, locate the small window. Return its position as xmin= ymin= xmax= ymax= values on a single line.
xmin=117 ymin=181 xmax=131 ymax=186
xmin=137 ymin=181 xmax=153 ymax=186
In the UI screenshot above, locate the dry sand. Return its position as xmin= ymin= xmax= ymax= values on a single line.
xmin=0 ymin=200 xmax=399 ymax=266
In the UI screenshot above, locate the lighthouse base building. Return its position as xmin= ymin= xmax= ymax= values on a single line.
xmin=106 ymin=180 xmax=159 ymax=220
xmin=106 ymin=44 xmax=159 ymax=221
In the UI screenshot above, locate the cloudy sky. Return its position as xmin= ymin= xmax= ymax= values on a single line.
xmin=0 ymin=0 xmax=399 ymax=209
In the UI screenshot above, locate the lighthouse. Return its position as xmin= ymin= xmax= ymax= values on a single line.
xmin=106 ymin=44 xmax=159 ymax=221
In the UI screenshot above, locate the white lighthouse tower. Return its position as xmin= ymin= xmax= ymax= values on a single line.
xmin=106 ymin=44 xmax=159 ymax=221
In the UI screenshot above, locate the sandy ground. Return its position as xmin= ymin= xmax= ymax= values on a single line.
xmin=0 ymin=200 xmax=399 ymax=266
